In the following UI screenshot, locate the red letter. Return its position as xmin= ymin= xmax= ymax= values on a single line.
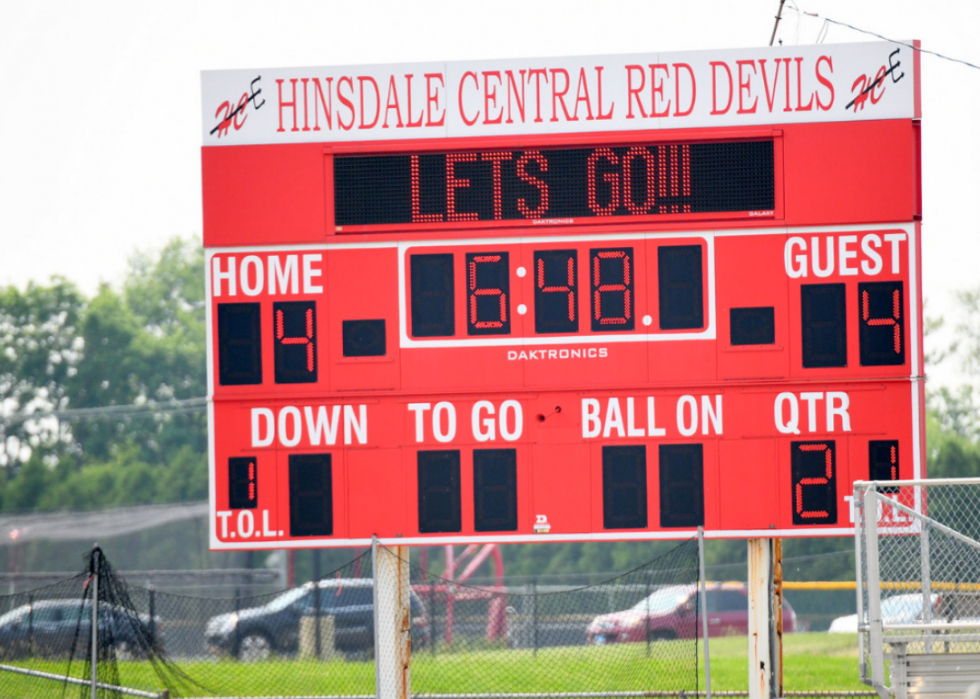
xmin=710 ymin=62 xmax=733 ymax=115
xmin=357 ymin=76 xmax=380 ymax=129
xmin=276 ymin=78 xmax=299 ymax=132
xmin=424 ymin=73 xmax=445 ymax=126
xmin=458 ymin=71 xmax=480 ymax=126
xmin=795 ymin=57 xmax=814 ymax=111
xmin=234 ymin=92 xmax=249 ymax=130
xmin=622 ymin=147 xmax=655 ymax=215
xmin=673 ymin=63 xmax=695 ymax=117
xmin=550 ymin=68 xmax=573 ymax=122
xmin=527 ymin=69 xmax=549 ymax=123
xmin=872 ymin=66 xmax=890 ymax=104
xmin=405 ymin=74 xmax=424 ymax=128
xmin=411 ymin=156 xmax=443 ymax=223
xmin=587 ymin=148 xmax=619 ymax=216
xmin=446 ymin=153 xmax=479 ymax=221
xmin=483 ymin=71 xmax=503 ymax=124
xmin=516 ymin=152 xmax=549 ymax=218
xmin=737 ymin=60 xmax=758 ymax=114
xmin=337 ymin=77 xmax=355 ymax=131
xmin=782 ymin=58 xmax=793 ymax=112
xmin=382 ymin=76 xmax=403 ymax=128
xmin=573 ymin=68 xmax=594 ymax=120
xmin=482 ymin=151 xmax=512 ymax=220
xmin=759 ymin=59 xmax=782 ymax=112
xmin=625 ymin=65 xmax=647 ymax=119
xmin=504 ymin=70 xmax=526 ymax=124
xmin=595 ymin=66 xmax=614 ymax=120
xmin=816 ymin=56 xmax=835 ymax=110
xmin=649 ymin=64 xmax=671 ymax=117
xmin=312 ymin=78 xmax=333 ymax=130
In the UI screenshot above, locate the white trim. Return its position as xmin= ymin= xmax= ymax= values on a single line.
xmin=207 ymin=401 xmax=219 ymax=550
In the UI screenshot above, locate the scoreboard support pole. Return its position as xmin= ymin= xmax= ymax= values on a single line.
xmin=374 ymin=539 xmax=412 ymax=699
xmin=747 ymin=538 xmax=782 ymax=699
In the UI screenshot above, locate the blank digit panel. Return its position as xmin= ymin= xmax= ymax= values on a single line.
xmin=658 ymin=444 xmax=704 ymax=528
xmin=228 ymin=457 xmax=257 ymax=510
xmin=869 ymin=440 xmax=900 ymax=493
xmin=342 ymin=319 xmax=386 ymax=357
xmin=730 ymin=306 xmax=775 ymax=346
xmin=273 ymin=301 xmax=317 ymax=383
xmin=658 ymin=245 xmax=704 ymax=330
xmin=801 ymin=284 xmax=847 ymax=368
xmin=217 ymin=303 xmax=262 ymax=385
xmin=790 ymin=441 xmax=837 ymax=525
xmin=411 ymin=254 xmax=455 ymax=337
xmin=466 ymin=252 xmax=511 ymax=336
xmin=602 ymin=446 xmax=647 ymax=529
xmin=473 ymin=449 xmax=518 ymax=532
xmin=418 ymin=450 xmax=461 ymax=533
xmin=288 ymin=454 xmax=333 ymax=537
xmin=534 ymin=250 xmax=578 ymax=334
xmin=859 ymin=281 xmax=905 ymax=366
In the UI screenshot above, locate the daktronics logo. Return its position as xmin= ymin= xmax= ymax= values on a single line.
xmin=507 ymin=347 xmax=609 ymax=361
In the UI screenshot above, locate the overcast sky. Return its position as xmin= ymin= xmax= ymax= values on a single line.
xmin=1 ymin=0 xmax=977 ymax=387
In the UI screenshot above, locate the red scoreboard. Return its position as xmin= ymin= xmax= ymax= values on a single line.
xmin=201 ymin=42 xmax=923 ymax=549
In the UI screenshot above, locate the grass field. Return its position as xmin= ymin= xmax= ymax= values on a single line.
xmin=0 ymin=633 xmax=867 ymax=698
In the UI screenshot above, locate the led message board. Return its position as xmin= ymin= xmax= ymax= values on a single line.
xmin=201 ymin=41 xmax=923 ymax=549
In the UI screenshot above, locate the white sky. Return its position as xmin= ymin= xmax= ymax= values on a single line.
xmin=1 ymin=0 xmax=977 ymax=387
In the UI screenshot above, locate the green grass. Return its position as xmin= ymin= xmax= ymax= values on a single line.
xmin=0 ymin=633 xmax=867 ymax=698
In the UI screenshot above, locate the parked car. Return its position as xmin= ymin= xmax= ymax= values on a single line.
xmin=586 ymin=583 xmax=797 ymax=643
xmin=0 ymin=599 xmax=160 ymax=660
xmin=828 ymin=593 xmax=940 ymax=633
xmin=205 ymin=578 xmax=430 ymax=661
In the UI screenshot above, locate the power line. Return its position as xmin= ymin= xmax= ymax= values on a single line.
xmin=1 ymin=397 xmax=208 ymax=426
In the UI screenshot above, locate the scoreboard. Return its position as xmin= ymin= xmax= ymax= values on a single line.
xmin=201 ymin=42 xmax=923 ymax=549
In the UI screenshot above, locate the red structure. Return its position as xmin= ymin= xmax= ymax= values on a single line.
xmin=201 ymin=42 xmax=923 ymax=549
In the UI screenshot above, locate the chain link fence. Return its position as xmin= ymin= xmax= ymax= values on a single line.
xmin=855 ymin=478 xmax=980 ymax=699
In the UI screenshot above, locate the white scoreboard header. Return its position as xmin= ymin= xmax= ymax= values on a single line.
xmin=201 ymin=41 xmax=917 ymax=146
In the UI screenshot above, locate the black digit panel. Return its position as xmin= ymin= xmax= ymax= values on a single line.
xmin=474 ymin=449 xmax=518 ymax=532
xmin=658 ymin=245 xmax=704 ymax=330
xmin=602 ymin=446 xmax=647 ymax=529
xmin=730 ymin=306 xmax=775 ymax=345
xmin=859 ymin=281 xmax=905 ymax=366
xmin=273 ymin=301 xmax=317 ymax=384
xmin=288 ymin=454 xmax=333 ymax=537
xmin=217 ymin=303 xmax=262 ymax=385
xmin=342 ymin=319 xmax=386 ymax=357
xmin=790 ymin=441 xmax=837 ymax=525
xmin=228 ymin=457 xmax=258 ymax=510
xmin=466 ymin=253 xmax=511 ymax=336
xmin=533 ymin=250 xmax=578 ymax=334
xmin=869 ymin=440 xmax=900 ymax=493
xmin=418 ymin=450 xmax=461 ymax=533
xmin=658 ymin=444 xmax=704 ymax=528
xmin=590 ymin=248 xmax=635 ymax=331
xmin=410 ymin=254 xmax=455 ymax=337
xmin=801 ymin=284 xmax=847 ymax=368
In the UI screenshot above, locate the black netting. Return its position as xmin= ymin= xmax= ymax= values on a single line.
xmin=334 ymin=141 xmax=775 ymax=226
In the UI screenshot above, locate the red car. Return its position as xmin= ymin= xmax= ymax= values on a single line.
xmin=586 ymin=583 xmax=797 ymax=643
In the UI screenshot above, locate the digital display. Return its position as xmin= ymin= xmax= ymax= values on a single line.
xmin=790 ymin=441 xmax=837 ymax=525
xmin=730 ymin=307 xmax=775 ymax=346
xmin=217 ymin=303 xmax=262 ymax=385
xmin=228 ymin=457 xmax=257 ymax=510
xmin=334 ymin=140 xmax=775 ymax=227
xmin=659 ymin=444 xmax=704 ymax=528
xmin=417 ymin=450 xmax=462 ymax=533
xmin=869 ymin=440 xmax=900 ymax=493
xmin=602 ymin=446 xmax=647 ymax=529
xmin=859 ymin=282 xmax=905 ymax=366
xmin=591 ymin=248 xmax=634 ymax=331
xmin=801 ymin=284 xmax=847 ymax=368
xmin=274 ymin=301 xmax=317 ymax=383
xmin=288 ymin=453 xmax=333 ymax=537
xmin=534 ymin=250 xmax=578 ymax=334
xmin=659 ymin=245 xmax=704 ymax=329
xmin=466 ymin=253 xmax=511 ymax=336
xmin=410 ymin=254 xmax=455 ymax=337
xmin=473 ymin=449 xmax=518 ymax=532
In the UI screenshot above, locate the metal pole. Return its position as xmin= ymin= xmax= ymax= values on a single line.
xmin=91 ymin=547 xmax=100 ymax=699
xmin=769 ymin=0 xmax=787 ymax=46
xmin=747 ymin=538 xmax=772 ymax=699
xmin=698 ymin=527 xmax=712 ymax=699
xmin=854 ymin=489 xmax=867 ymax=683
xmin=27 ymin=593 xmax=33 ymax=657
xmin=645 ymin=574 xmax=651 ymax=657
xmin=314 ymin=549 xmax=322 ymax=661
xmin=921 ymin=523 xmax=932 ymax=653
xmin=148 ymin=587 xmax=156 ymax=648
xmin=372 ymin=537 xmax=381 ymax=699
xmin=531 ymin=579 xmax=538 ymax=656
xmin=863 ymin=486 xmax=887 ymax=692
xmin=773 ymin=538 xmax=783 ymax=699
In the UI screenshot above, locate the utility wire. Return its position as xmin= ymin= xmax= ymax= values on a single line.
xmin=1 ymin=397 xmax=208 ymax=426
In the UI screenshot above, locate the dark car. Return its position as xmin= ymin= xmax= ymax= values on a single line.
xmin=0 ymin=599 xmax=160 ymax=660
xmin=204 ymin=578 xmax=430 ymax=661
xmin=586 ymin=583 xmax=797 ymax=643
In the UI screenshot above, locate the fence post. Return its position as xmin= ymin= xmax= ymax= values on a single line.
xmin=313 ymin=549 xmax=322 ymax=661
xmin=374 ymin=540 xmax=412 ymax=699
xmin=921 ymin=522 xmax=932 ymax=653
xmin=27 ymin=592 xmax=33 ymax=657
xmin=854 ymin=490 xmax=867 ymax=683
xmin=531 ymin=578 xmax=538 ymax=656
xmin=645 ymin=573 xmax=651 ymax=657
xmin=91 ymin=547 xmax=100 ymax=699
xmin=863 ymin=486 xmax=887 ymax=692
xmin=698 ymin=527 xmax=712 ymax=699
xmin=148 ymin=587 xmax=157 ymax=648
xmin=429 ymin=579 xmax=437 ymax=657
xmin=233 ymin=589 xmax=241 ymax=658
